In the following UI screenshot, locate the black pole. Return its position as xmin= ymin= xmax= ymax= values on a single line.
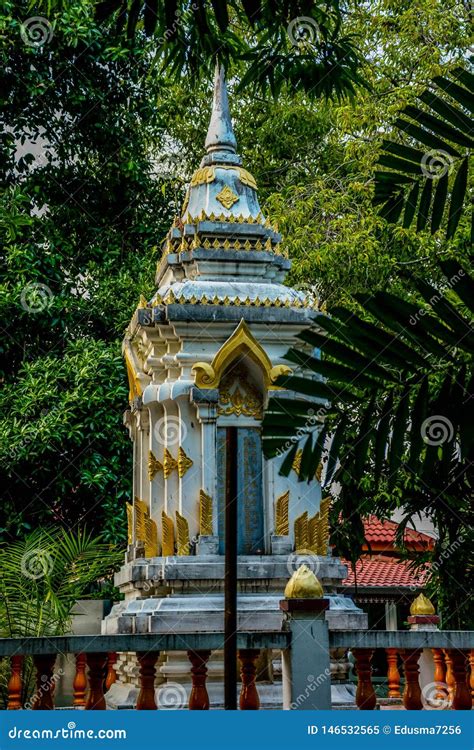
xmin=224 ymin=426 xmax=238 ymax=709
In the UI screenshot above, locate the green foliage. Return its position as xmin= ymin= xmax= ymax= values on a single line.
xmin=0 ymin=526 xmax=123 ymax=637
xmin=374 ymin=67 xmax=473 ymax=240
xmin=262 ymin=259 xmax=474 ymax=627
xmin=91 ymin=0 xmax=365 ymax=99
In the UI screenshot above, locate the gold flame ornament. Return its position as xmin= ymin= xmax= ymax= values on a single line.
xmin=161 ymin=511 xmax=175 ymax=556
xmin=284 ymin=565 xmax=324 ymax=599
xmin=275 ymin=491 xmax=289 ymax=536
xmin=199 ymin=490 xmax=213 ymax=536
xmin=410 ymin=593 xmax=435 ymax=615
xmin=177 ymin=447 xmax=193 ymax=477
xmin=148 ymin=450 xmax=163 ymax=481
xmin=176 ymin=511 xmax=191 ymax=556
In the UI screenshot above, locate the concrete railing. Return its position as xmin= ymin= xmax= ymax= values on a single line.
xmin=1 ymin=612 xmax=473 ymax=710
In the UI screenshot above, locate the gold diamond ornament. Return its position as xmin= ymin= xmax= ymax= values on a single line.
xmin=216 ymin=185 xmax=239 ymax=210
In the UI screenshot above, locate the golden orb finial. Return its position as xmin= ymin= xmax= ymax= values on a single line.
xmin=410 ymin=593 xmax=435 ymax=616
xmin=284 ymin=564 xmax=324 ymax=599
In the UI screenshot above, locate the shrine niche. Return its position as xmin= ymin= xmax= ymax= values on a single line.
xmin=217 ymin=363 xmax=263 ymax=421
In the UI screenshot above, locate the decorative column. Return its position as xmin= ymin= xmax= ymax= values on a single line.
xmin=32 ymin=654 xmax=56 ymax=710
xmin=400 ymin=650 xmax=423 ymax=710
xmin=386 ymin=649 xmax=401 ymax=699
xmin=432 ymin=648 xmax=447 ymax=704
xmin=448 ymin=650 xmax=471 ymax=710
xmin=7 ymin=655 xmax=23 ymax=710
xmin=136 ymin=652 xmax=159 ymax=710
xmin=469 ymin=651 xmax=474 ymax=705
xmin=280 ymin=565 xmax=331 ymax=710
xmin=408 ymin=593 xmax=440 ymax=704
xmin=85 ymin=653 xmax=107 ymax=710
xmin=188 ymin=650 xmax=211 ymax=710
xmin=194 ymin=395 xmax=219 ymax=554
xmin=73 ymin=653 xmax=87 ymax=707
xmin=105 ymin=652 xmax=117 ymax=691
xmin=353 ymin=650 xmax=377 ymax=710
xmin=238 ymin=650 xmax=260 ymax=710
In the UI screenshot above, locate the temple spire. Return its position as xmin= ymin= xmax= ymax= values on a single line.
xmin=203 ymin=65 xmax=238 ymax=162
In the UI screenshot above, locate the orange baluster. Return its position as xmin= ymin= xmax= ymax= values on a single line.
xmin=105 ymin=652 xmax=117 ymax=691
xmin=469 ymin=650 xmax=474 ymax=705
xmin=449 ymin=650 xmax=471 ymax=710
xmin=401 ymin=649 xmax=422 ymax=710
xmin=136 ymin=652 xmax=159 ymax=710
xmin=7 ymin=655 xmax=23 ymax=710
xmin=31 ymin=654 xmax=56 ymax=710
xmin=85 ymin=653 xmax=107 ymax=710
xmin=444 ymin=649 xmax=455 ymax=700
xmin=386 ymin=648 xmax=401 ymax=699
xmin=188 ymin=650 xmax=211 ymax=710
xmin=432 ymin=648 xmax=448 ymax=702
xmin=238 ymin=649 xmax=260 ymax=710
xmin=73 ymin=653 xmax=87 ymax=707
xmin=353 ymin=649 xmax=376 ymax=710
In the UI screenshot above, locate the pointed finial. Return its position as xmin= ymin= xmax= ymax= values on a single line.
xmin=205 ymin=64 xmax=237 ymax=156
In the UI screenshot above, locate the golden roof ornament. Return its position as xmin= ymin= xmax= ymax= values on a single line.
xmin=284 ymin=564 xmax=324 ymax=599
xmin=410 ymin=593 xmax=435 ymax=615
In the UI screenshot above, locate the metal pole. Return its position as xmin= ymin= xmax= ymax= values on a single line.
xmin=224 ymin=426 xmax=238 ymax=709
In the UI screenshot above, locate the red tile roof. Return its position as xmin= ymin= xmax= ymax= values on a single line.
xmin=363 ymin=515 xmax=435 ymax=551
xmin=342 ymin=555 xmax=429 ymax=589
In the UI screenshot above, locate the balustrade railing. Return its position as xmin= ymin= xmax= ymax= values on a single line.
xmin=0 ymin=631 xmax=472 ymax=710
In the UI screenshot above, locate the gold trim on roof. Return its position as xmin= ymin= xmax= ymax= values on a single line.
xmin=124 ymin=350 xmax=142 ymax=402
xmin=192 ymin=319 xmax=291 ymax=390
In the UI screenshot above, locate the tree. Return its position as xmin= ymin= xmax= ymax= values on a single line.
xmin=374 ymin=66 xmax=473 ymax=241
xmin=92 ymin=0 xmax=365 ymax=98
xmin=1 ymin=2 xmax=176 ymax=539
xmin=262 ymin=257 xmax=474 ymax=628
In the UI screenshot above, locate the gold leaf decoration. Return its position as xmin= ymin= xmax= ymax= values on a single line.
xmin=126 ymin=502 xmax=133 ymax=545
xmin=217 ymin=365 xmax=262 ymax=420
xmin=316 ymin=497 xmax=331 ymax=555
xmin=216 ymin=185 xmax=239 ymax=210
xmin=238 ymin=167 xmax=258 ymax=190
xmin=176 ymin=511 xmax=190 ymax=556
xmin=161 ymin=510 xmax=175 ymax=556
xmin=145 ymin=516 xmax=159 ymax=557
xmin=292 ymin=450 xmax=302 ymax=476
xmin=163 ymin=448 xmax=178 ymax=478
xmin=199 ymin=490 xmax=213 ymax=536
xmin=294 ymin=511 xmax=308 ymax=553
xmin=177 ymin=446 xmax=193 ymax=477
xmin=135 ymin=498 xmax=148 ymax=542
xmin=308 ymin=512 xmax=319 ymax=554
xmin=275 ymin=490 xmax=290 ymax=536
xmin=148 ymin=450 xmax=163 ymax=481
